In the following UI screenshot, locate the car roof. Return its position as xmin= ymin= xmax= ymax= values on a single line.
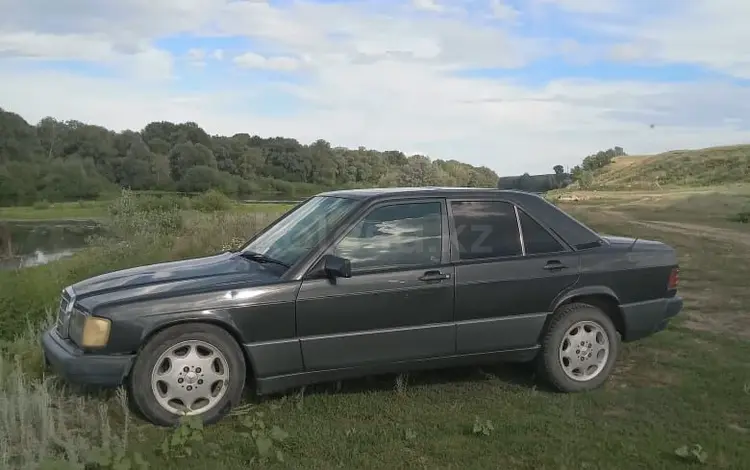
xmin=318 ymin=186 xmax=535 ymax=200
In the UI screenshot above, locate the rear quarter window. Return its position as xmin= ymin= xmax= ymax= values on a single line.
xmin=518 ymin=209 xmax=565 ymax=254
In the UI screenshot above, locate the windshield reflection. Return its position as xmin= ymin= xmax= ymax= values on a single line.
xmin=241 ymin=196 xmax=359 ymax=268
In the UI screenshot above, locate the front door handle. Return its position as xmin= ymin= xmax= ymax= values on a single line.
xmin=543 ymin=260 xmax=568 ymax=271
xmin=419 ymin=270 xmax=451 ymax=282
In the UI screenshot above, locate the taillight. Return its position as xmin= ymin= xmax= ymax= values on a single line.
xmin=668 ymin=267 xmax=679 ymax=290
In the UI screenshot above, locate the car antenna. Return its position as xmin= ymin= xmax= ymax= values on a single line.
xmin=628 ymin=238 xmax=639 ymax=251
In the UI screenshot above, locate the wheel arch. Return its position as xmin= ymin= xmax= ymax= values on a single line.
xmin=544 ymin=286 xmax=625 ymax=340
xmin=137 ymin=317 xmax=256 ymax=382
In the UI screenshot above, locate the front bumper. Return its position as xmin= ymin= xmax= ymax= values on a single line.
xmin=41 ymin=327 xmax=135 ymax=387
xmin=620 ymin=296 xmax=683 ymax=342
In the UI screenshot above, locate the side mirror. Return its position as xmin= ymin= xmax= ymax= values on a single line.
xmin=323 ymin=254 xmax=351 ymax=279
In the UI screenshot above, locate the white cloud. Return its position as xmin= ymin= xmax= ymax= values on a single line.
xmin=186 ymin=47 xmax=206 ymax=67
xmin=233 ymin=52 xmax=304 ymax=71
xmin=412 ymin=0 xmax=445 ymax=12
xmin=490 ymin=0 xmax=521 ymax=22
xmin=530 ymin=0 xmax=623 ymax=14
xmin=0 ymin=0 xmax=748 ymax=175
xmin=631 ymin=1 xmax=750 ymax=78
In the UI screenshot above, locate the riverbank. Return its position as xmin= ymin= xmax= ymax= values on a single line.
xmin=0 ymin=199 xmax=295 ymax=222
xmin=1 ymin=189 xmax=749 ymax=469
xmin=0 ymin=201 xmax=109 ymax=221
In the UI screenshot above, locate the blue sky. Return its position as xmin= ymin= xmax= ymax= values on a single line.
xmin=0 ymin=0 xmax=748 ymax=174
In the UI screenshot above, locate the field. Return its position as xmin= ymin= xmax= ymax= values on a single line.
xmin=1 ymin=186 xmax=749 ymax=469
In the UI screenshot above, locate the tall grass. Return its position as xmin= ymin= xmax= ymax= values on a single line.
xmin=0 ymin=189 xmax=281 ymax=468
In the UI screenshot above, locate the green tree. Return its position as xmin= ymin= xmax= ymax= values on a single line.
xmin=0 ymin=107 xmax=502 ymax=205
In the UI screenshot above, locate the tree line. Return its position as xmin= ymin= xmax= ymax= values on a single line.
xmin=0 ymin=106 xmax=624 ymax=206
xmin=497 ymin=147 xmax=626 ymax=192
xmin=0 ymin=107 xmax=500 ymax=206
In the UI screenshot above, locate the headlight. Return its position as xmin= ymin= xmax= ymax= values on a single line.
xmin=81 ymin=317 xmax=111 ymax=348
xmin=69 ymin=309 xmax=111 ymax=348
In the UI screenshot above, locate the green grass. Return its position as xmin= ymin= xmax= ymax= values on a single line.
xmin=0 ymin=200 xmax=293 ymax=221
xmin=2 ymin=189 xmax=750 ymax=469
xmin=0 ymin=200 xmax=110 ymax=220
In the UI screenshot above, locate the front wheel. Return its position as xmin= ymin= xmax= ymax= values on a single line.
xmin=537 ymin=302 xmax=619 ymax=392
xmin=129 ymin=323 xmax=247 ymax=426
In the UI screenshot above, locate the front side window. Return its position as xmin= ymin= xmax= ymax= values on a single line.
xmin=334 ymin=201 xmax=443 ymax=271
xmin=242 ymin=196 xmax=359 ymax=267
xmin=450 ymin=201 xmax=522 ymax=260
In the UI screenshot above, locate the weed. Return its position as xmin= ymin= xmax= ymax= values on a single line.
xmin=0 ymin=336 xmax=136 ymax=469
xmin=471 ymin=416 xmax=495 ymax=436
xmin=675 ymin=444 xmax=708 ymax=464
xmin=294 ymin=386 xmax=306 ymax=411
xmin=394 ymin=373 xmax=409 ymax=395
xmin=237 ymin=411 xmax=290 ymax=464
xmin=158 ymin=415 xmax=205 ymax=458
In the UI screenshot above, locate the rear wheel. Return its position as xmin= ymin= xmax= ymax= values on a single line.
xmin=129 ymin=323 xmax=246 ymax=426
xmin=537 ymin=302 xmax=619 ymax=392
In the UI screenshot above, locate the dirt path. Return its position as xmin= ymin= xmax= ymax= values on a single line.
xmin=631 ymin=220 xmax=750 ymax=248
xmin=580 ymin=207 xmax=750 ymax=248
xmin=595 ymin=210 xmax=750 ymax=338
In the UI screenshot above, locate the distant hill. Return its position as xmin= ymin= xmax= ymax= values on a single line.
xmin=580 ymin=145 xmax=750 ymax=190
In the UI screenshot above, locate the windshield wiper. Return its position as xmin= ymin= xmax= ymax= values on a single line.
xmin=237 ymin=251 xmax=291 ymax=269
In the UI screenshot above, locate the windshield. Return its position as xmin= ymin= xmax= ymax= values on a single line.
xmin=241 ymin=196 xmax=360 ymax=268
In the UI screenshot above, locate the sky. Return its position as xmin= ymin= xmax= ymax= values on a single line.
xmin=0 ymin=0 xmax=749 ymax=175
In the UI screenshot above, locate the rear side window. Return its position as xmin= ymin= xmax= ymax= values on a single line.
xmin=518 ymin=209 xmax=565 ymax=254
xmin=450 ymin=201 xmax=521 ymax=260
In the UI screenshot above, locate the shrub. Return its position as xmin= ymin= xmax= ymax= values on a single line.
xmin=729 ymin=210 xmax=750 ymax=224
xmin=32 ymin=200 xmax=51 ymax=210
xmin=106 ymin=190 xmax=183 ymax=240
xmin=193 ymin=189 xmax=232 ymax=212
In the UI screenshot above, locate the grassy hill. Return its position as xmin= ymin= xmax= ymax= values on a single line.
xmin=585 ymin=144 xmax=750 ymax=190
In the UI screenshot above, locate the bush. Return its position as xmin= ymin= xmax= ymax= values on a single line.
xmin=192 ymin=189 xmax=232 ymax=212
xmin=32 ymin=200 xmax=51 ymax=210
xmin=106 ymin=190 xmax=183 ymax=239
xmin=132 ymin=194 xmax=187 ymax=213
xmin=729 ymin=210 xmax=750 ymax=223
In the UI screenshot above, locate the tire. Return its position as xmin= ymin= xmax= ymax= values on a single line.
xmin=128 ymin=323 xmax=246 ymax=426
xmin=536 ymin=302 xmax=619 ymax=392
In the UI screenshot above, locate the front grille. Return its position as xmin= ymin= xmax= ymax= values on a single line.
xmin=56 ymin=289 xmax=74 ymax=338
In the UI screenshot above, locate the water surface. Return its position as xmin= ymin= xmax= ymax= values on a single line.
xmin=0 ymin=220 xmax=102 ymax=270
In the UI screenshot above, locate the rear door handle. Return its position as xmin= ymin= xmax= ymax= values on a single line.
xmin=543 ymin=260 xmax=568 ymax=271
xmin=419 ymin=270 xmax=451 ymax=281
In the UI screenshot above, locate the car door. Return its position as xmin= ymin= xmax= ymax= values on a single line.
xmin=449 ymin=199 xmax=581 ymax=354
xmin=295 ymin=198 xmax=455 ymax=371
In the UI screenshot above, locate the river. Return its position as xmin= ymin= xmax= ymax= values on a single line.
xmin=0 ymin=220 xmax=103 ymax=270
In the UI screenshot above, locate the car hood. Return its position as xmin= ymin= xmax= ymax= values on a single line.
xmin=70 ymin=251 xmax=282 ymax=300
